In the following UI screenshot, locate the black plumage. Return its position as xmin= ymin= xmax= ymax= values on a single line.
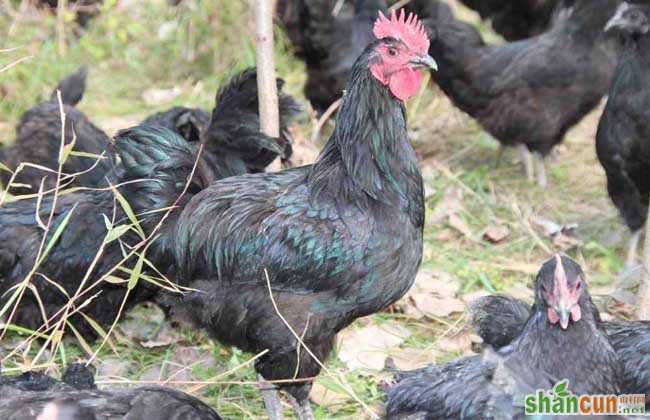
xmin=0 ymin=69 xmax=300 ymax=340
xmin=0 ymin=66 xmax=114 ymax=194
xmin=470 ymin=293 xmax=650 ymax=406
xmin=161 ymin=35 xmax=429 ymax=419
xmin=282 ymin=0 xmax=388 ymax=112
xmin=417 ymin=0 xmax=621 ymax=186
xmin=201 ymin=68 xmax=299 ymax=171
xmin=596 ymin=2 xmax=650 ymax=269
xmin=0 ymin=364 xmax=222 ymax=420
xmin=0 ymin=126 xmax=199 ymax=338
xmin=458 ymin=0 xmax=563 ymax=41
xmin=140 ymin=106 xmax=210 ymax=144
xmin=141 ymin=69 xmax=299 ymax=172
xmin=387 ymin=256 xmax=622 ymax=419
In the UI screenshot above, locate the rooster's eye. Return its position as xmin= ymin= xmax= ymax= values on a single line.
xmin=388 ymin=47 xmax=398 ymax=57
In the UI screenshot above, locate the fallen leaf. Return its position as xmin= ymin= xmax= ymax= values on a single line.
xmin=483 ymin=225 xmax=510 ymax=244
xmin=552 ymin=233 xmax=583 ymax=251
xmin=337 ymin=324 xmax=411 ymax=372
xmin=389 ymin=348 xmax=437 ymax=371
xmin=119 ymin=302 xmax=165 ymax=342
xmin=140 ymin=323 xmax=181 ymax=348
xmin=410 ymin=293 xmax=465 ymax=318
xmin=448 ymin=213 xmax=472 ymax=238
xmin=97 ymin=358 xmax=131 ymax=378
xmin=309 ymin=382 xmax=349 ymax=411
xmin=429 ymin=187 xmax=463 ymax=223
xmin=461 ymin=290 xmax=491 ymax=305
xmin=436 ymin=330 xmax=473 ymax=355
xmin=413 ymin=269 xmax=460 ymax=297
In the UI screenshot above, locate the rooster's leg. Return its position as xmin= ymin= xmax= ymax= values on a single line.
xmin=287 ymin=394 xmax=315 ymax=420
xmin=258 ymin=375 xmax=284 ymax=420
xmin=517 ymin=144 xmax=534 ymax=182
xmin=626 ymin=230 xmax=642 ymax=270
xmin=535 ymin=153 xmax=547 ymax=188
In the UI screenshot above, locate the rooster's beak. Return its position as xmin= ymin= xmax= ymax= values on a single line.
xmin=411 ymin=54 xmax=438 ymax=71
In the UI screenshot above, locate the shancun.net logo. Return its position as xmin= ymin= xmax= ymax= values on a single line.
xmin=525 ymin=379 xmax=646 ymax=416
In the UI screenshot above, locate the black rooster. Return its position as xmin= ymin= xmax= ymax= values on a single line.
xmin=142 ymin=69 xmax=298 ymax=171
xmin=0 ymin=67 xmax=114 ymax=194
xmin=387 ymin=255 xmax=622 ymax=419
xmin=281 ymin=0 xmax=388 ymax=112
xmin=0 ymin=364 xmax=222 ymax=419
xmin=470 ymin=293 xmax=650 ymax=406
xmin=0 ymin=70 xmax=299 ymax=339
xmin=596 ymin=2 xmax=650 ymax=280
xmin=417 ymin=0 xmax=620 ymax=187
xmin=459 ymin=0 xmax=564 ymax=41
xmin=161 ymin=10 xmax=434 ymax=419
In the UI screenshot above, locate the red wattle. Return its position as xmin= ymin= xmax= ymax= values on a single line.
xmin=389 ymin=68 xmax=423 ymax=101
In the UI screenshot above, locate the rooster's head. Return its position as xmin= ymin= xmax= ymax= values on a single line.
xmin=369 ymin=9 xmax=437 ymax=101
xmin=536 ymin=254 xmax=585 ymax=330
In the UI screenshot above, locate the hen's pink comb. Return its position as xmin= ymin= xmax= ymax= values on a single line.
xmin=373 ymin=9 xmax=430 ymax=54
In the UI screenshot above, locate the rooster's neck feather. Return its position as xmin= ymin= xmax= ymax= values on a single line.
xmin=309 ymin=43 xmax=423 ymax=219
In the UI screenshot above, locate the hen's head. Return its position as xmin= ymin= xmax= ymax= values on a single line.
xmin=605 ymin=2 xmax=650 ymax=36
xmin=369 ymin=9 xmax=437 ymax=101
xmin=535 ymin=254 xmax=585 ymax=330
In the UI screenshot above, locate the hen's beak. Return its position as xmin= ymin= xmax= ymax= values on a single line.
xmin=555 ymin=303 xmax=571 ymax=330
xmin=411 ymin=54 xmax=438 ymax=71
xmin=605 ymin=2 xmax=630 ymax=32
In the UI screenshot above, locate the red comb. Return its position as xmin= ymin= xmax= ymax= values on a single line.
xmin=373 ymin=9 xmax=430 ymax=54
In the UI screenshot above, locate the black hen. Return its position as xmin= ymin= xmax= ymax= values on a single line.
xmin=141 ymin=69 xmax=299 ymax=172
xmin=0 ymin=126 xmax=200 ymax=338
xmin=0 ymin=364 xmax=222 ymax=420
xmin=161 ymin=12 xmax=434 ymax=419
xmin=286 ymin=0 xmax=388 ymax=112
xmin=418 ymin=0 xmax=620 ymax=187
xmin=596 ymin=3 xmax=650 ymax=282
xmin=0 ymin=69 xmax=300 ymax=340
xmin=141 ymin=106 xmax=210 ymax=144
xmin=459 ymin=0 xmax=563 ymax=41
xmin=470 ymin=293 xmax=650 ymax=406
xmin=201 ymin=68 xmax=299 ymax=171
xmin=387 ymin=255 xmax=622 ymax=419
xmin=0 ymin=66 xmax=114 ymax=194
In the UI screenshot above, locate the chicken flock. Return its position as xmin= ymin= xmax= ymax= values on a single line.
xmin=1 ymin=0 xmax=650 ymax=419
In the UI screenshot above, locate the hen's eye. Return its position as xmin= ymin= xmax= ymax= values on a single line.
xmin=388 ymin=48 xmax=397 ymax=57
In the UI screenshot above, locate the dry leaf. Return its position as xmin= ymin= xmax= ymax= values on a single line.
xmin=309 ymin=382 xmax=349 ymax=411
xmin=448 ymin=213 xmax=472 ymax=238
xmin=97 ymin=358 xmax=131 ymax=378
xmin=140 ymin=323 xmax=181 ymax=348
xmin=461 ymin=290 xmax=491 ymax=305
xmin=413 ymin=269 xmax=460 ymax=296
xmin=483 ymin=225 xmax=510 ymax=244
xmin=437 ymin=330 xmax=473 ymax=355
xmin=552 ymin=233 xmax=583 ymax=251
xmin=411 ymin=293 xmax=465 ymax=318
xmin=337 ymin=324 xmax=411 ymax=372
xmin=429 ymin=186 xmax=463 ymax=223
xmin=389 ymin=348 xmax=437 ymax=371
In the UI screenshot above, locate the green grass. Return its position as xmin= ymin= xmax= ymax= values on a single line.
xmin=0 ymin=1 xmax=635 ymax=419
